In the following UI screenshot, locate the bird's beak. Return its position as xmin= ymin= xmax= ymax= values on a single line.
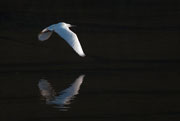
xmin=70 ymin=25 xmax=77 ymax=27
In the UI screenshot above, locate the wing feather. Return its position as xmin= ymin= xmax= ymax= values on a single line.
xmin=55 ymin=27 xmax=85 ymax=57
xmin=38 ymin=28 xmax=53 ymax=41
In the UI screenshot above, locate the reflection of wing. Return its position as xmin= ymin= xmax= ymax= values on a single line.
xmin=38 ymin=28 xmax=53 ymax=41
xmin=38 ymin=75 xmax=85 ymax=111
xmin=51 ymin=75 xmax=85 ymax=106
xmin=38 ymin=79 xmax=55 ymax=102
xmin=55 ymin=27 xmax=85 ymax=57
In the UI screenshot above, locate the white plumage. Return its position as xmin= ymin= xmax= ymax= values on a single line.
xmin=38 ymin=22 xmax=85 ymax=57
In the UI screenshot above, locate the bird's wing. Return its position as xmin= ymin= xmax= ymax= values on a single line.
xmin=38 ymin=28 xmax=53 ymax=41
xmin=55 ymin=27 xmax=85 ymax=57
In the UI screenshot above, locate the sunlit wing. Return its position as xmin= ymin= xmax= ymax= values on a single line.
xmin=55 ymin=28 xmax=85 ymax=57
xmin=38 ymin=28 xmax=53 ymax=41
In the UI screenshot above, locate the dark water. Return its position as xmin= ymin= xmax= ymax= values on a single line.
xmin=0 ymin=70 xmax=180 ymax=121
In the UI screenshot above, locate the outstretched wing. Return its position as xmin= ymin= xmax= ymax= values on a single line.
xmin=55 ymin=27 xmax=85 ymax=57
xmin=38 ymin=28 xmax=53 ymax=41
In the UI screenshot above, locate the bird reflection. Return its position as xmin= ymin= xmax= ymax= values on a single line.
xmin=38 ymin=75 xmax=85 ymax=111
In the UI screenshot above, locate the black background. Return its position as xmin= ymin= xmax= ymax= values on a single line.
xmin=0 ymin=0 xmax=180 ymax=69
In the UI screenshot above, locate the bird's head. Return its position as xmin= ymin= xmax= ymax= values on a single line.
xmin=58 ymin=22 xmax=76 ymax=28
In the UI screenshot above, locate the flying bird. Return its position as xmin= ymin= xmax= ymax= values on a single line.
xmin=38 ymin=22 xmax=85 ymax=57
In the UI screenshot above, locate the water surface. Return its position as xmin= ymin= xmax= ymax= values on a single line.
xmin=0 ymin=70 xmax=180 ymax=121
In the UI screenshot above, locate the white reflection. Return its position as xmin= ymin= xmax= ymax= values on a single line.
xmin=38 ymin=75 xmax=85 ymax=111
xmin=38 ymin=79 xmax=56 ymax=103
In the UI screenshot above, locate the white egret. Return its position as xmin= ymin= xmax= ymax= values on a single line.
xmin=38 ymin=22 xmax=85 ymax=57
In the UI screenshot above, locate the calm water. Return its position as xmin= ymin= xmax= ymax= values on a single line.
xmin=0 ymin=70 xmax=180 ymax=121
